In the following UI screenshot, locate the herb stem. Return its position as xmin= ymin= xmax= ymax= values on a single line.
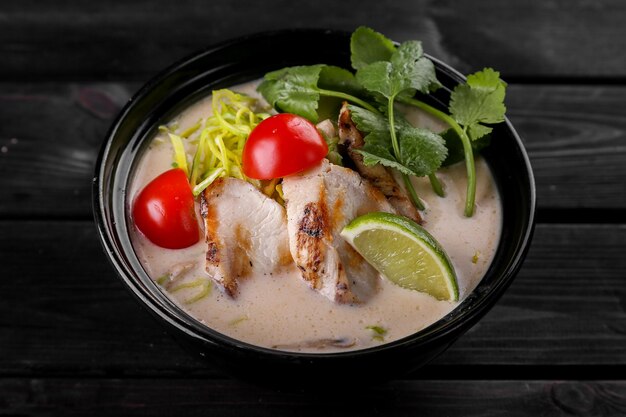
xmin=428 ymin=173 xmax=445 ymax=197
xmin=318 ymin=88 xmax=380 ymax=114
xmin=387 ymin=97 xmax=401 ymax=156
xmin=403 ymin=174 xmax=425 ymax=210
xmin=389 ymin=97 xmax=424 ymax=211
xmin=461 ymin=125 xmax=477 ymax=216
xmin=400 ymin=97 xmax=476 ymax=216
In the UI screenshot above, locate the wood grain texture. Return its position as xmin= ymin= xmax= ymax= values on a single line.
xmin=0 ymin=83 xmax=135 ymax=217
xmin=1 ymin=378 xmax=625 ymax=416
xmin=1 ymin=0 xmax=625 ymax=79
xmin=1 ymin=1 xmax=623 ymax=414
xmin=441 ymin=223 xmax=626 ymax=366
xmin=1 ymin=221 xmax=624 ymax=376
xmin=507 ymin=85 xmax=626 ymax=210
xmin=1 ymin=83 xmax=626 ymax=216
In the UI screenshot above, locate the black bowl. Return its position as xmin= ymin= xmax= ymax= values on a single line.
xmin=93 ymin=29 xmax=535 ymax=384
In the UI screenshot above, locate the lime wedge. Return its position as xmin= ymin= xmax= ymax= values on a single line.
xmin=340 ymin=212 xmax=458 ymax=301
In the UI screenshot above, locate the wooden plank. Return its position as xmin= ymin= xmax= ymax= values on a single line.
xmin=1 ymin=83 xmax=626 ymax=216
xmin=0 ymin=219 xmax=209 ymax=376
xmin=0 ymin=83 xmax=136 ymax=217
xmin=506 ymin=85 xmax=626 ymax=210
xmin=0 ymin=0 xmax=625 ymax=79
xmin=1 ymin=221 xmax=625 ymax=376
xmin=437 ymin=223 xmax=626 ymax=366
xmin=1 ymin=378 xmax=625 ymax=416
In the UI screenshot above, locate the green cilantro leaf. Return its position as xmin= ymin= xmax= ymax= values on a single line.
xmin=467 ymin=123 xmax=493 ymax=141
xmin=348 ymin=105 xmax=446 ymax=177
xmin=356 ymin=41 xmax=440 ymax=101
xmin=397 ymin=123 xmax=447 ymax=177
xmin=257 ymin=64 xmax=324 ymax=121
xmin=449 ymin=67 xmax=507 ymax=140
xmin=347 ymin=104 xmax=388 ymax=133
xmin=318 ymin=65 xmax=365 ymax=98
xmin=355 ymin=61 xmax=396 ymax=98
xmin=349 ymin=106 xmax=412 ymax=174
xmin=391 ymin=41 xmax=440 ymax=95
xmin=350 ymin=26 xmax=396 ymax=70
xmin=359 ymin=146 xmax=415 ymax=176
xmin=258 ymin=64 xmax=380 ymax=122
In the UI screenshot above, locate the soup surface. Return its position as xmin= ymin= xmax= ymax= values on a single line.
xmin=129 ymin=81 xmax=502 ymax=352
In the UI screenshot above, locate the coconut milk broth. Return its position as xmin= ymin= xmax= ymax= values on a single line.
xmin=129 ymin=81 xmax=502 ymax=353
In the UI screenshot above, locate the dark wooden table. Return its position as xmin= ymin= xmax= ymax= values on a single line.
xmin=2 ymin=1 xmax=625 ymax=415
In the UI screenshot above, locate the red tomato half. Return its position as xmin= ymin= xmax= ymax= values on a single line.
xmin=132 ymin=168 xmax=200 ymax=249
xmin=242 ymin=113 xmax=328 ymax=179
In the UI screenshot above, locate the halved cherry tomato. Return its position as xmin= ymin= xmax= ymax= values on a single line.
xmin=242 ymin=113 xmax=328 ymax=179
xmin=132 ymin=168 xmax=200 ymax=249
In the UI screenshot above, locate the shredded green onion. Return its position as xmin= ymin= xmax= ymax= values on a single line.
xmin=262 ymin=178 xmax=279 ymax=197
xmin=472 ymin=251 xmax=481 ymax=264
xmin=168 ymin=133 xmax=189 ymax=176
xmin=160 ymin=88 xmax=270 ymax=196
xmin=366 ymin=325 xmax=387 ymax=342
xmin=169 ymin=279 xmax=205 ymax=293
xmin=365 ymin=325 xmax=387 ymax=335
xmin=275 ymin=183 xmax=284 ymax=201
xmin=156 ymin=274 xmax=169 ymax=286
xmin=229 ymin=316 xmax=249 ymax=326
xmin=180 ymin=120 xmax=202 ymax=138
xmin=169 ymin=278 xmax=213 ymax=304
xmin=185 ymin=279 xmax=212 ymax=304
xmin=192 ymin=167 xmax=224 ymax=197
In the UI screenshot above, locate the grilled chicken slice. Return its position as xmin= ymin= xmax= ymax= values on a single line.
xmin=316 ymin=119 xmax=335 ymax=140
xmin=200 ymin=177 xmax=292 ymax=297
xmin=338 ymin=103 xmax=422 ymax=223
xmin=282 ymin=159 xmax=395 ymax=304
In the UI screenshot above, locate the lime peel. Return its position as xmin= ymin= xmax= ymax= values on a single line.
xmin=340 ymin=212 xmax=459 ymax=301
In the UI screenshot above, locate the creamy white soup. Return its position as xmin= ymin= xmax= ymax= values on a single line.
xmin=129 ymin=81 xmax=502 ymax=353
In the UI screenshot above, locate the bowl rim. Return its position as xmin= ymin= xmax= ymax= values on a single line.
xmin=93 ymin=28 xmax=536 ymax=360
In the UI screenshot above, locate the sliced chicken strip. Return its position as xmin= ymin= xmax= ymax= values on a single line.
xmin=200 ymin=177 xmax=292 ymax=297
xmin=282 ymin=159 xmax=396 ymax=304
xmin=316 ymin=119 xmax=335 ymax=140
xmin=338 ymin=103 xmax=422 ymax=223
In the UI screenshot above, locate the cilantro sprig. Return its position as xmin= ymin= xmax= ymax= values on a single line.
xmin=400 ymin=68 xmax=507 ymax=216
xmin=347 ymin=105 xmax=446 ymax=208
xmin=352 ymin=28 xmax=445 ymax=206
xmin=256 ymin=26 xmax=507 ymax=217
xmin=352 ymin=27 xmax=507 ymax=216
xmin=351 ymin=34 xmax=447 ymax=209
xmin=257 ymin=64 xmax=378 ymax=122
xmin=349 ymin=105 xmax=446 ymax=178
